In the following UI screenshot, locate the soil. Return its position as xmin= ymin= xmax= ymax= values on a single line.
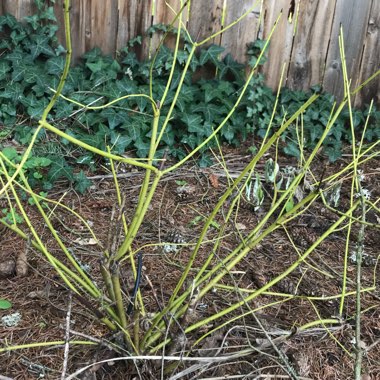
xmin=0 ymin=145 xmax=379 ymax=380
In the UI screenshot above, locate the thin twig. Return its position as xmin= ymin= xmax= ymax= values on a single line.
xmin=61 ymin=292 xmax=73 ymax=380
xmin=251 ymin=313 xmax=299 ymax=380
xmin=354 ymin=194 xmax=366 ymax=379
xmin=59 ymin=326 xmax=126 ymax=354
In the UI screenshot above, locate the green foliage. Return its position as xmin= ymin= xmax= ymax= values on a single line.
xmin=1 ymin=207 xmax=24 ymax=225
xmin=0 ymin=299 xmax=12 ymax=310
xmin=0 ymin=146 xmax=91 ymax=192
xmin=1 ymin=146 xmax=51 ymax=187
xmin=0 ymin=8 xmax=378 ymax=192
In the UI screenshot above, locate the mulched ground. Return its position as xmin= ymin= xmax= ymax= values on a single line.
xmin=0 ymin=146 xmax=379 ymax=379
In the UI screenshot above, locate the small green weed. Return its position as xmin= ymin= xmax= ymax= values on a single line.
xmin=0 ymin=299 xmax=12 ymax=310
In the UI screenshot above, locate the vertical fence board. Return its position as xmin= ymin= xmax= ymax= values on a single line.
xmin=117 ymin=0 xmax=153 ymax=59
xmin=54 ymin=0 xmax=118 ymax=61
xmin=62 ymin=0 xmax=91 ymax=62
xmin=323 ymin=0 xmax=372 ymax=101
xmin=53 ymin=1 xmax=65 ymax=47
xmin=221 ymin=0 xmax=262 ymax=62
xmin=287 ymin=0 xmax=335 ymax=91
xmin=354 ymin=0 xmax=380 ymax=107
xmin=187 ymin=0 xmax=224 ymax=45
xmin=154 ymin=0 xmax=185 ymax=26
xmin=1 ymin=0 xmax=35 ymax=19
xmin=89 ymin=0 xmax=118 ymax=55
xmin=260 ymin=0 xmax=294 ymax=89
xmin=151 ymin=0 xmax=187 ymax=53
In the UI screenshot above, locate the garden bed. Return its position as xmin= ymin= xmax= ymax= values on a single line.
xmin=1 ymin=146 xmax=379 ymax=379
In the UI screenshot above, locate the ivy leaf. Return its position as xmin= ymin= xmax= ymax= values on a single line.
xmin=200 ymin=81 xmax=220 ymax=103
xmin=19 ymin=92 xmax=38 ymax=106
xmin=309 ymin=124 xmax=323 ymax=143
xmin=24 ymin=64 xmax=45 ymax=84
xmin=74 ymin=170 xmax=92 ymax=194
xmin=116 ymin=77 xmax=138 ymax=94
xmin=192 ymin=103 xmax=225 ymax=123
xmin=0 ymin=82 xmax=24 ymax=102
xmin=0 ymin=60 xmax=11 ymax=81
xmin=0 ymin=40 xmax=11 ymax=50
xmin=27 ymin=99 xmax=48 ymax=119
xmin=135 ymin=96 xmax=148 ymax=112
xmin=217 ymin=80 xmax=235 ymax=96
xmin=54 ymin=100 xmax=74 ymax=119
xmin=205 ymin=87 xmax=222 ymax=103
xmin=4 ymin=47 xmax=24 ymax=63
xmin=47 ymin=156 xmax=74 ymax=183
xmin=123 ymin=121 xmax=143 ymax=141
xmin=29 ymin=33 xmax=55 ymax=59
xmin=11 ymin=61 xmax=29 ymax=82
xmin=0 ymin=13 xmax=19 ymax=29
xmin=65 ymin=66 xmax=86 ymax=91
xmin=24 ymin=14 xmax=40 ymax=30
xmin=102 ymin=82 xmax=122 ymax=100
xmin=198 ymin=153 xmax=213 ymax=167
xmin=181 ymin=113 xmax=203 ymax=132
xmin=199 ymin=44 xmax=225 ymax=67
xmin=83 ymin=47 xmax=102 ymax=62
xmin=175 ymin=84 xmax=196 ymax=111
xmin=134 ymin=137 xmax=150 ymax=158
xmin=181 ymin=133 xmax=199 ymax=149
xmin=284 ymin=141 xmax=300 ymax=158
xmin=147 ymin=121 xmax=175 ymax=147
xmin=219 ymin=53 xmax=245 ymax=81
xmin=13 ymin=125 xmax=39 ymax=144
xmin=110 ymin=131 xmax=133 ymax=153
xmin=101 ymin=108 xmax=125 ymax=130
xmin=324 ymin=144 xmax=342 ymax=162
xmin=47 ymin=55 xmax=65 ymax=76
xmin=170 ymin=147 xmax=186 ymax=159
xmin=221 ymin=124 xmax=235 ymax=142
xmin=86 ymin=58 xmax=107 ymax=74
xmin=122 ymin=51 xmax=139 ymax=68
xmin=40 ymin=6 xmax=57 ymax=22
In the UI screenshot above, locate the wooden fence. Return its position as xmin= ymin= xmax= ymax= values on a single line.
xmin=1 ymin=0 xmax=379 ymax=106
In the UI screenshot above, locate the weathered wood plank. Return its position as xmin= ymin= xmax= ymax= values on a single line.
xmin=187 ymin=0 xmax=224 ymax=45
xmin=61 ymin=0 xmax=91 ymax=62
xmin=89 ymin=0 xmax=118 ymax=55
xmin=323 ymin=0 xmax=372 ymax=101
xmin=1 ymin=0 xmax=35 ymax=19
xmin=220 ymin=0 xmax=263 ymax=63
xmin=53 ymin=1 xmax=66 ymax=51
xmin=154 ymin=0 xmax=185 ymax=26
xmin=116 ymin=0 xmax=154 ymax=59
xmin=354 ymin=0 xmax=380 ymax=107
xmin=287 ymin=0 xmax=335 ymax=91
xmin=54 ymin=0 xmax=118 ymax=61
xmin=151 ymin=0 xmax=186 ymax=54
xmin=260 ymin=0 xmax=295 ymax=90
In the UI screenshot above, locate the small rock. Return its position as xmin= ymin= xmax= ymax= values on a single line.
xmin=0 ymin=259 xmax=16 ymax=279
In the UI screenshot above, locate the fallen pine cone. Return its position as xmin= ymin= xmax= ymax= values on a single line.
xmin=16 ymin=250 xmax=28 ymax=277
